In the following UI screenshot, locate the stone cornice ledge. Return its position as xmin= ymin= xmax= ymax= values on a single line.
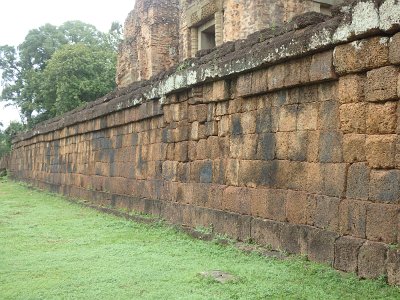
xmin=13 ymin=0 xmax=400 ymax=143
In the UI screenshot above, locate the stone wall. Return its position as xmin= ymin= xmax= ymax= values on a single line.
xmin=118 ymin=0 xmax=343 ymax=86
xmin=9 ymin=0 xmax=400 ymax=284
xmin=116 ymin=0 xmax=180 ymax=87
xmin=175 ymin=0 xmax=343 ymax=60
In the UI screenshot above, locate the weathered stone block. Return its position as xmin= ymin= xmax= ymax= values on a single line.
xmin=387 ymin=249 xmax=400 ymax=286
xmin=177 ymin=163 xmax=190 ymax=182
xmin=280 ymin=224 xmax=300 ymax=254
xmin=339 ymin=103 xmax=366 ymax=133
xmin=228 ymin=98 xmax=244 ymax=114
xmin=250 ymin=69 xmax=269 ymax=95
xmin=278 ymin=105 xmax=297 ymax=132
xmin=338 ymin=74 xmax=365 ymax=103
xmin=230 ymin=135 xmax=243 ymax=159
xmin=230 ymin=114 xmax=243 ymax=135
xmin=215 ymin=101 xmax=229 ymax=116
xmin=192 ymin=183 xmax=210 ymax=207
xmin=309 ymin=50 xmax=336 ymax=82
xmin=284 ymin=57 xmax=311 ymax=87
xmin=207 ymin=104 xmax=215 ymax=122
xmin=204 ymin=121 xmax=218 ymax=137
xmin=258 ymin=161 xmax=279 ymax=188
xmin=347 ymin=163 xmax=370 ymax=200
xmin=271 ymin=90 xmax=287 ymax=107
xmin=174 ymin=142 xmax=188 ymax=162
xmin=241 ymin=111 xmax=257 ymax=134
xmin=207 ymin=136 xmax=220 ymax=160
xmin=162 ymin=161 xmax=178 ymax=181
xmin=267 ymin=63 xmax=285 ymax=90
xmin=398 ymin=73 xmax=400 ymax=99
xmin=190 ymin=121 xmax=199 ymax=141
xmin=305 ymin=194 xmax=316 ymax=226
xmin=218 ymin=115 xmax=230 ymax=137
xmin=257 ymin=133 xmax=276 ymax=160
xmin=319 ymin=100 xmax=339 ymax=130
xmin=318 ymin=82 xmax=338 ymax=102
xmin=249 ymin=188 xmax=267 ymax=218
xmin=305 ymin=227 xmax=338 ymax=265
xmin=251 ymin=218 xmax=282 ymax=250
xmin=225 ymin=159 xmax=239 ymax=186
xmin=188 ymin=104 xmax=207 ymax=123
xmin=333 ymin=37 xmax=389 ymax=75
xmin=265 ymin=189 xmax=287 ymax=222
xmin=366 ymin=66 xmax=399 ymax=102
xmin=367 ymin=202 xmax=399 ymax=244
xmin=313 ymin=195 xmax=340 ymax=231
xmin=236 ymin=73 xmax=252 ymax=97
xmin=275 ymin=132 xmax=289 ymax=160
xmin=242 ymin=134 xmax=258 ymax=160
xmin=286 ymin=190 xmax=308 ymax=225
xmin=199 ymin=160 xmax=213 ymax=183
xmin=188 ymin=141 xmax=197 ymax=161
xmin=283 ymin=161 xmax=308 ymax=191
xmin=358 ymin=241 xmax=387 ymax=279
xmin=223 ymin=186 xmax=250 ymax=215
xmin=213 ymin=80 xmax=230 ymax=101
xmin=210 ymin=210 xmax=251 ymax=242
xmin=242 ymin=96 xmax=259 ymax=112
xmin=288 ymin=132 xmax=308 ymax=162
xmin=319 ymin=131 xmax=343 ymax=163
xmin=222 ymin=186 xmax=240 ymax=212
xmin=389 ymin=32 xmax=400 ymax=65
xmin=256 ymin=108 xmax=272 ymax=133
xmin=212 ymin=159 xmax=226 ymax=185
xmin=306 ymin=163 xmax=322 ymax=194
xmin=366 ymin=102 xmax=397 ymax=134
xmin=196 ymin=139 xmax=209 ymax=160
xmin=238 ymin=160 xmax=262 ymax=188
xmin=343 ymin=134 xmax=366 ymax=163
xmin=366 ymin=135 xmax=397 ymax=168
xmin=207 ymin=184 xmax=224 ymax=209
xmin=320 ymin=163 xmax=347 ymax=198
xmin=307 ymin=131 xmax=320 ymax=162
xmin=297 ymin=103 xmax=318 ymax=131
xmin=369 ymin=169 xmax=400 ymax=203
xmin=334 ymin=236 xmax=364 ymax=273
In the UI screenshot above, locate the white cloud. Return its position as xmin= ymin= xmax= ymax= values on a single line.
xmin=0 ymin=102 xmax=21 ymax=129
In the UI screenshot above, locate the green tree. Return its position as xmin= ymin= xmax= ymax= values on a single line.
xmin=38 ymin=43 xmax=116 ymax=116
xmin=0 ymin=121 xmax=25 ymax=157
xmin=0 ymin=21 xmax=121 ymax=126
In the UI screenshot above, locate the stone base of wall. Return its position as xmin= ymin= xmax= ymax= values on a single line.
xmin=14 ymin=175 xmax=400 ymax=285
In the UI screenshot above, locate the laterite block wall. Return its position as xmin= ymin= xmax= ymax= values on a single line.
xmin=9 ymin=0 xmax=400 ymax=284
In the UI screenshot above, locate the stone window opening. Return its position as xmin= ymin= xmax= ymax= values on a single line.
xmin=190 ymin=11 xmax=223 ymax=57
xmin=313 ymin=0 xmax=336 ymax=16
xmin=198 ymin=19 xmax=216 ymax=51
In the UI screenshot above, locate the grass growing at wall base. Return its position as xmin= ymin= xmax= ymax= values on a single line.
xmin=1 ymin=178 xmax=399 ymax=299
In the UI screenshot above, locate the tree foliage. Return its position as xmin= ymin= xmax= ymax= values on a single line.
xmin=0 ymin=122 xmax=25 ymax=157
xmin=0 ymin=21 xmax=121 ymax=126
xmin=39 ymin=44 xmax=116 ymax=116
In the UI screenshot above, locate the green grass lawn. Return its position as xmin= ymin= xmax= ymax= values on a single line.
xmin=1 ymin=178 xmax=399 ymax=300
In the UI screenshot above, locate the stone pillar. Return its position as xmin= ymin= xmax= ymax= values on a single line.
xmin=215 ymin=11 xmax=224 ymax=47
xmin=190 ymin=27 xmax=198 ymax=57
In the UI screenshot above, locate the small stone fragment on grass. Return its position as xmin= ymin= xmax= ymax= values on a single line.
xmin=199 ymin=270 xmax=237 ymax=283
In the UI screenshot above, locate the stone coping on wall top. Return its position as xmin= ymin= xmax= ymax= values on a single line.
xmin=13 ymin=0 xmax=400 ymax=143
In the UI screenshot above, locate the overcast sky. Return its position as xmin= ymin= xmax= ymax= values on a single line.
xmin=0 ymin=0 xmax=135 ymax=129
